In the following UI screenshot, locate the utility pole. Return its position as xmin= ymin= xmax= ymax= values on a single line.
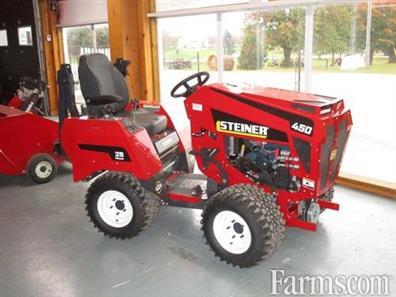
xmin=304 ymin=5 xmax=314 ymax=93
xmin=365 ymin=0 xmax=373 ymax=67
xmin=216 ymin=12 xmax=224 ymax=82
xmin=256 ymin=18 xmax=264 ymax=69
xmin=350 ymin=4 xmax=358 ymax=54
xmin=92 ymin=24 xmax=97 ymax=52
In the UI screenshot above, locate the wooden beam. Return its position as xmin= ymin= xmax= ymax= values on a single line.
xmin=148 ymin=0 xmax=160 ymax=102
xmin=336 ymin=173 xmax=396 ymax=199
xmin=38 ymin=0 xmax=63 ymax=115
xmin=107 ymin=0 xmax=159 ymax=103
xmin=107 ymin=0 xmax=123 ymax=61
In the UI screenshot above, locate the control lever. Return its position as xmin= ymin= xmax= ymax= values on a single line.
xmin=192 ymin=127 xmax=217 ymax=140
xmin=132 ymin=98 xmax=140 ymax=110
xmin=132 ymin=98 xmax=140 ymax=125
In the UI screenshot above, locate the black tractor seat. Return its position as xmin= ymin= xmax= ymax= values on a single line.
xmin=78 ymin=53 xmax=167 ymax=136
xmin=121 ymin=109 xmax=167 ymax=136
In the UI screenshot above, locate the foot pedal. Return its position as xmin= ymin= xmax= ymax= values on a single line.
xmin=192 ymin=185 xmax=203 ymax=197
xmin=167 ymin=173 xmax=209 ymax=201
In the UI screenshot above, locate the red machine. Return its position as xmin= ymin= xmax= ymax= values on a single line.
xmin=6 ymin=77 xmax=48 ymax=115
xmin=0 ymin=105 xmax=62 ymax=183
xmin=59 ymin=60 xmax=352 ymax=268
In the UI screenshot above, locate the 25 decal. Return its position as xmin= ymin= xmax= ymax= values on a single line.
xmin=114 ymin=151 xmax=125 ymax=160
xmin=291 ymin=122 xmax=313 ymax=135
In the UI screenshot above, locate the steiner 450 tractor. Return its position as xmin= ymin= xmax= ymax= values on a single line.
xmin=59 ymin=54 xmax=352 ymax=267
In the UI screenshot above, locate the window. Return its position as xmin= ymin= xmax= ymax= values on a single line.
xmin=222 ymin=9 xmax=305 ymax=90
xmin=158 ymin=14 xmax=219 ymax=99
xmin=0 ymin=30 xmax=8 ymax=46
xmin=63 ymin=24 xmax=110 ymax=104
xmin=18 ymin=26 xmax=33 ymax=46
xmin=157 ymin=7 xmax=306 ymax=99
xmin=157 ymin=14 xmax=218 ymax=130
xmin=154 ymin=1 xmax=396 ymax=187
xmin=311 ymin=3 xmax=396 ymax=183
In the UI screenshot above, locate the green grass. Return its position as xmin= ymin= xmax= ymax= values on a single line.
xmin=352 ymin=62 xmax=396 ymax=74
xmin=311 ymin=57 xmax=396 ymax=74
xmin=164 ymin=48 xmax=396 ymax=74
xmin=165 ymin=48 xmax=215 ymax=61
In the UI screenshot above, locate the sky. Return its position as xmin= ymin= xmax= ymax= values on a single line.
xmin=158 ymin=12 xmax=246 ymax=42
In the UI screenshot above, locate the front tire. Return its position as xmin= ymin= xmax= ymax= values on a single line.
xmin=27 ymin=154 xmax=58 ymax=184
xmin=86 ymin=172 xmax=160 ymax=239
xmin=201 ymin=184 xmax=285 ymax=268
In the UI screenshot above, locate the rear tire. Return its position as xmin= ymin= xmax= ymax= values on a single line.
xmin=27 ymin=154 xmax=57 ymax=184
xmin=201 ymin=184 xmax=285 ymax=268
xmin=86 ymin=172 xmax=160 ymax=239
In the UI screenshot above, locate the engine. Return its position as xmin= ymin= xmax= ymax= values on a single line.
xmin=225 ymin=136 xmax=301 ymax=192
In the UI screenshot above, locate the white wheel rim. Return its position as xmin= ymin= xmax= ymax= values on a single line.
xmin=212 ymin=210 xmax=252 ymax=254
xmin=35 ymin=160 xmax=53 ymax=179
xmin=97 ymin=190 xmax=133 ymax=228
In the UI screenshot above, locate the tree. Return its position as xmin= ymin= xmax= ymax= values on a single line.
xmin=95 ymin=27 xmax=109 ymax=48
xmin=162 ymin=31 xmax=179 ymax=52
xmin=356 ymin=4 xmax=396 ymax=64
xmin=67 ymin=27 xmax=93 ymax=50
xmin=314 ymin=6 xmax=352 ymax=63
xmin=262 ymin=9 xmax=305 ymax=67
xmin=223 ymin=30 xmax=235 ymax=55
xmin=238 ymin=20 xmax=258 ymax=70
xmin=66 ymin=27 xmax=94 ymax=61
xmin=239 ymin=9 xmax=304 ymax=68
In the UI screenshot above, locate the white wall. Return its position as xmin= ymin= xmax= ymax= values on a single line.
xmin=59 ymin=0 xmax=108 ymax=27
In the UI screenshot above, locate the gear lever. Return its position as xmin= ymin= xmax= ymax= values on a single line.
xmin=132 ymin=98 xmax=140 ymax=125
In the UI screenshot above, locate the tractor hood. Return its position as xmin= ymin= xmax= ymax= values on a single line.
xmin=210 ymin=83 xmax=345 ymax=117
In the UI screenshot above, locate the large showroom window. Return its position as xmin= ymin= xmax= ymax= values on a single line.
xmin=157 ymin=14 xmax=218 ymax=129
xmin=154 ymin=0 xmax=396 ymax=187
xmin=310 ymin=3 xmax=395 ymax=183
xmin=58 ymin=0 xmax=109 ymax=104
xmin=221 ymin=9 xmax=305 ymax=90
xmin=158 ymin=15 xmax=218 ymax=98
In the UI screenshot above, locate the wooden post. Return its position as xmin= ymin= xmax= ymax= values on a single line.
xmin=107 ymin=0 xmax=160 ymax=103
xmin=38 ymin=0 xmax=64 ymax=115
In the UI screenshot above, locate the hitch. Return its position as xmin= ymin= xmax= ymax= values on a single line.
xmin=318 ymin=199 xmax=340 ymax=211
xmin=288 ymin=218 xmax=317 ymax=232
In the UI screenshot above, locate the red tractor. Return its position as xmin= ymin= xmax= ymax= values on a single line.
xmin=0 ymin=77 xmax=62 ymax=183
xmin=0 ymin=105 xmax=61 ymax=183
xmin=59 ymin=54 xmax=352 ymax=267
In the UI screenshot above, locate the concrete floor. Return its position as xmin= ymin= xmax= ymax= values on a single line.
xmin=0 ymin=165 xmax=395 ymax=297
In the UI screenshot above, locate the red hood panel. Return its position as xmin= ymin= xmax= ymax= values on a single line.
xmin=210 ymin=83 xmax=341 ymax=107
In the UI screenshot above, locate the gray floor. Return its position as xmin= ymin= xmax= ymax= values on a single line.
xmin=0 ymin=165 xmax=395 ymax=297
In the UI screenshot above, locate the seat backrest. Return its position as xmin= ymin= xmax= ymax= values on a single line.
xmin=57 ymin=64 xmax=80 ymax=124
xmin=78 ymin=54 xmax=129 ymax=113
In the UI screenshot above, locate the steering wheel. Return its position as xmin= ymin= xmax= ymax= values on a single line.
xmin=170 ymin=71 xmax=210 ymax=98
